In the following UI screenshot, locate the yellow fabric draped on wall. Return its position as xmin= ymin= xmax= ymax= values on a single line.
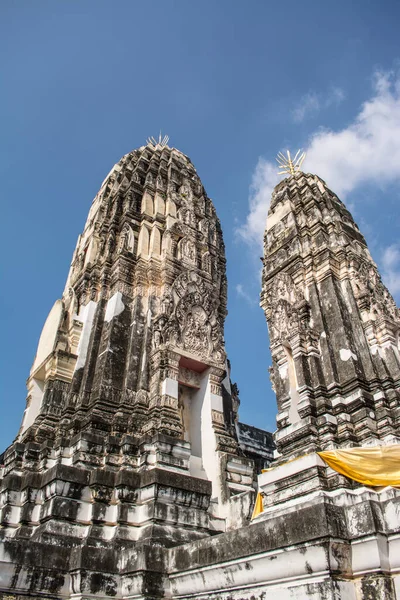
xmin=251 ymin=489 xmax=264 ymax=520
xmin=251 ymin=444 xmax=400 ymax=520
xmin=319 ymin=444 xmax=400 ymax=487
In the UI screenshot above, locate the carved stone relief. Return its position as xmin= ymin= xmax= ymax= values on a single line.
xmin=178 ymin=366 xmax=201 ymax=388
xmin=155 ymin=272 xmax=226 ymax=364
xmin=265 ymin=273 xmax=308 ymax=343
xmin=179 ymin=237 xmax=196 ymax=263
xmin=351 ymin=260 xmax=399 ymax=323
xmin=118 ymin=224 xmax=136 ymax=255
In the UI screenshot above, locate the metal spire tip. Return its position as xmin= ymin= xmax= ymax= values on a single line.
xmin=276 ymin=149 xmax=306 ymax=176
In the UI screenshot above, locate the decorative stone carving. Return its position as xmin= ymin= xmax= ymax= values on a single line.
xmin=156 ymin=174 xmax=164 ymax=190
xmin=160 ymin=272 xmax=225 ymax=364
xmin=179 ymin=237 xmax=196 ymax=263
xmin=179 ymin=182 xmax=193 ymax=202
xmin=183 ymin=305 xmax=211 ymax=355
xmin=265 ymin=273 xmax=308 ymax=343
xmin=118 ymin=224 xmax=136 ymax=254
xmin=352 ymin=260 xmax=399 ymax=323
xmin=201 ymin=251 xmax=211 ymax=274
xmin=178 ymin=366 xmax=201 ymax=388
xmin=160 ymin=291 xmax=173 ymax=316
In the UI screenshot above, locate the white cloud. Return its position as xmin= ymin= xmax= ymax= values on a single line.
xmin=306 ymin=72 xmax=400 ymax=198
xmin=329 ymin=86 xmax=345 ymax=106
xmin=238 ymin=71 xmax=400 ymax=248
xmin=381 ymin=244 xmax=400 ymax=298
xmin=236 ymin=283 xmax=257 ymax=307
xmin=236 ymin=158 xmax=279 ymax=246
xmin=292 ymin=92 xmax=320 ymax=123
xmin=292 ymin=86 xmax=345 ymax=123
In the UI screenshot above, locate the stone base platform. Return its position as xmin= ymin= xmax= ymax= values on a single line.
xmin=1 ymin=452 xmax=399 ymax=599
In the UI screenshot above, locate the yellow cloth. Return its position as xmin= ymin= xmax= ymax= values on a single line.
xmin=251 ymin=468 xmax=269 ymax=519
xmin=251 ymin=491 xmax=264 ymax=520
xmin=251 ymin=445 xmax=400 ymax=519
xmin=319 ymin=445 xmax=400 ymax=487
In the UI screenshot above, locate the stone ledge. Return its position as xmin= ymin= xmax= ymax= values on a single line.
xmin=258 ymin=452 xmax=325 ymax=486
xmin=168 ymin=501 xmax=346 ymax=573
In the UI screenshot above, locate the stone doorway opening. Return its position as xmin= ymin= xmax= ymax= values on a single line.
xmin=178 ymin=358 xmax=210 ymax=480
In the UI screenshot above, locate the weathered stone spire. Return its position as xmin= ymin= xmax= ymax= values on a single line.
xmin=20 ymin=143 xmax=230 ymax=446
xmin=1 ymin=142 xmax=254 ymax=557
xmin=261 ymin=170 xmax=400 ymax=460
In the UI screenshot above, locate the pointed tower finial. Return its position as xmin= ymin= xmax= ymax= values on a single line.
xmin=276 ymin=149 xmax=306 ymax=175
xmin=146 ymin=132 xmax=169 ymax=148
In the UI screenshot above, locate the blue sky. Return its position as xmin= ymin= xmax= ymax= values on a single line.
xmin=1 ymin=0 xmax=400 ymax=450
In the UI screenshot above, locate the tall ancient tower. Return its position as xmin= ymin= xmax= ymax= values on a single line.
xmin=15 ymin=138 xmax=249 ymax=490
xmin=251 ymin=164 xmax=400 ymax=599
xmin=261 ymin=167 xmax=400 ymax=461
xmin=0 ymin=139 xmax=255 ymax=598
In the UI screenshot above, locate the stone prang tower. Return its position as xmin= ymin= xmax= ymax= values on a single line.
xmin=0 ymin=140 xmax=258 ymax=599
xmin=254 ymin=168 xmax=400 ymax=599
xmin=17 ymin=139 xmax=244 ymax=483
xmin=261 ymin=170 xmax=400 ymax=461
